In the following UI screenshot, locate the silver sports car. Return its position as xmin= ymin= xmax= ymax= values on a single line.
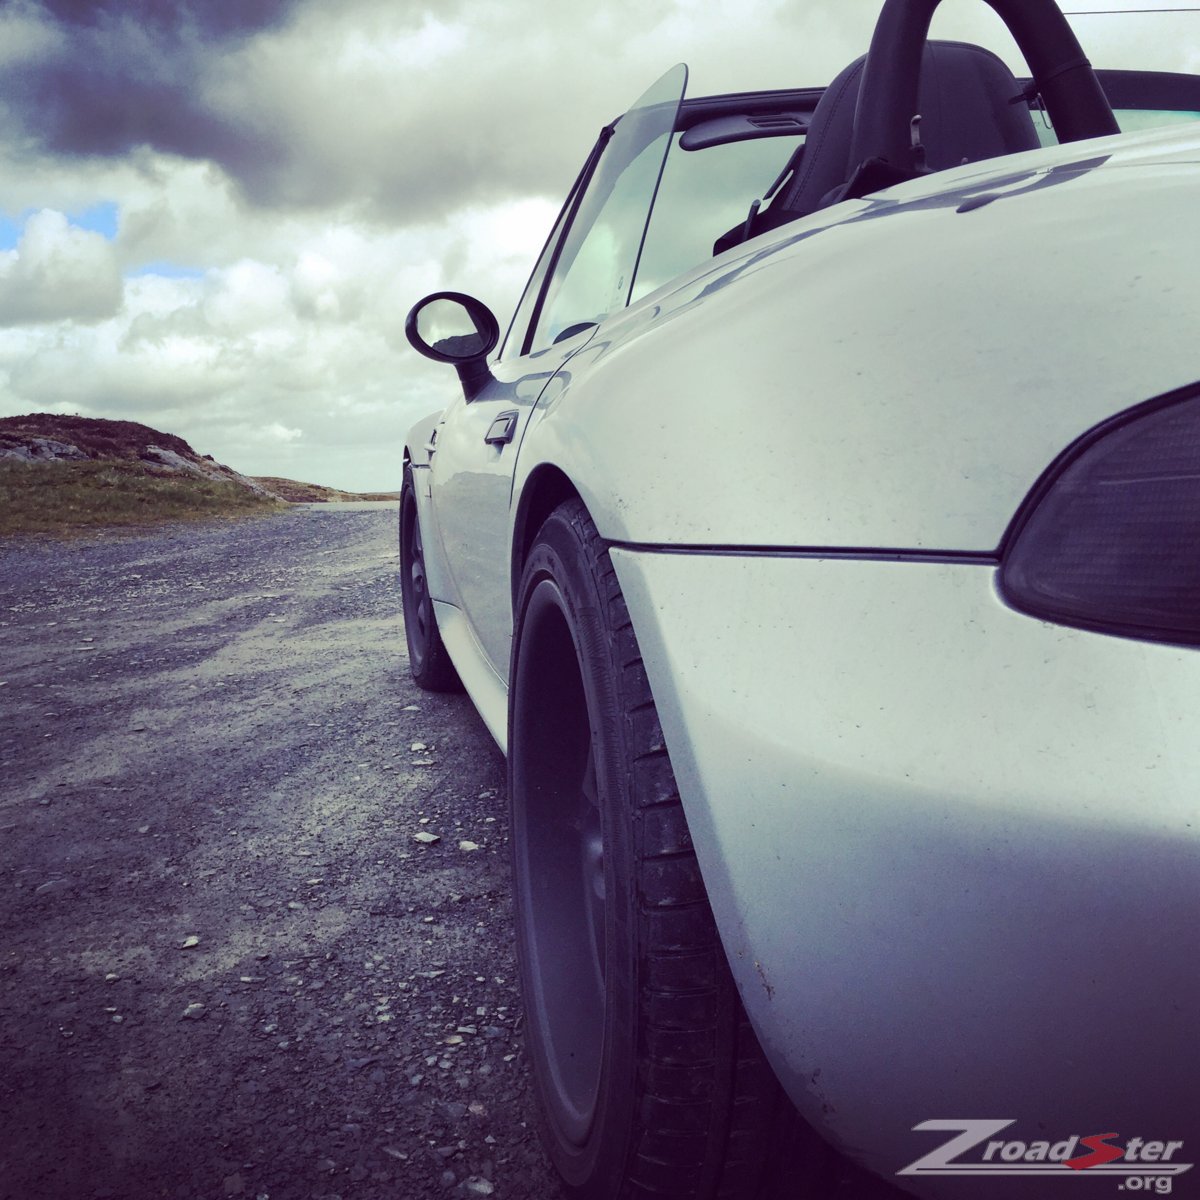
xmin=400 ymin=0 xmax=1200 ymax=1196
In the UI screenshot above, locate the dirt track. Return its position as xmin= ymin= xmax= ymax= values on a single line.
xmin=0 ymin=503 xmax=909 ymax=1200
xmin=0 ymin=503 xmax=560 ymax=1200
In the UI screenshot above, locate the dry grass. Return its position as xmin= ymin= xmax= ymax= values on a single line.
xmin=0 ymin=460 xmax=287 ymax=537
xmin=251 ymin=475 xmax=400 ymax=503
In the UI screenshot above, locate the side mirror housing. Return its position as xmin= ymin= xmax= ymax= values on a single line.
xmin=405 ymin=292 xmax=500 ymax=401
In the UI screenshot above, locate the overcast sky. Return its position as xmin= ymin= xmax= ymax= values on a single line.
xmin=0 ymin=0 xmax=1195 ymax=489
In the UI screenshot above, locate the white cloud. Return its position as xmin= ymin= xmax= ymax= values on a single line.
xmin=264 ymin=421 xmax=303 ymax=443
xmin=0 ymin=209 xmax=123 ymax=325
xmin=291 ymin=251 xmax=350 ymax=320
xmin=202 ymin=260 xmax=291 ymax=332
xmin=0 ymin=0 xmax=1196 ymax=488
xmin=0 ymin=193 xmax=553 ymax=489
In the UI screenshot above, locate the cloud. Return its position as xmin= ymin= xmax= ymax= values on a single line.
xmin=0 ymin=0 xmax=882 ymax=221
xmin=0 ymin=197 xmax=553 ymax=489
xmin=7 ymin=0 xmax=1190 ymax=228
xmin=0 ymin=0 xmax=1196 ymax=489
xmin=0 ymin=209 xmax=122 ymax=325
xmin=3 ymin=0 xmax=1196 ymax=223
xmin=0 ymin=1 xmax=299 ymax=163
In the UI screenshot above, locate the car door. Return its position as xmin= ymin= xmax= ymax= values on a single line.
xmin=425 ymin=335 xmax=591 ymax=678
xmin=426 ymin=64 xmax=688 ymax=680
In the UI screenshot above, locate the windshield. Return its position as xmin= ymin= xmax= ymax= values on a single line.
xmin=530 ymin=64 xmax=687 ymax=351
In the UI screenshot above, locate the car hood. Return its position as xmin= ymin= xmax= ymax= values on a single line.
xmin=520 ymin=124 xmax=1200 ymax=551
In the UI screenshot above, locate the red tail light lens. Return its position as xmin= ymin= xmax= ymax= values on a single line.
xmin=1000 ymin=386 xmax=1200 ymax=646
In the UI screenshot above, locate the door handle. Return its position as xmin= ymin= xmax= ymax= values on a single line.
xmin=484 ymin=411 xmax=519 ymax=446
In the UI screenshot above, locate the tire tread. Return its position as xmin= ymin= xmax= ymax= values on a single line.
xmin=551 ymin=498 xmax=798 ymax=1200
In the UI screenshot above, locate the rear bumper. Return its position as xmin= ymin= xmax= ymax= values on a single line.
xmin=611 ymin=548 xmax=1200 ymax=1194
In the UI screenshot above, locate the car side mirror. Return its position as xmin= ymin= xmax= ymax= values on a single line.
xmin=405 ymin=291 xmax=500 ymax=401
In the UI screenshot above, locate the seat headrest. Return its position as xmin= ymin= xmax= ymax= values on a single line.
xmin=770 ymin=40 xmax=1040 ymax=223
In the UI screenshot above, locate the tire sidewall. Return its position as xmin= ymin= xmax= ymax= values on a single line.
xmin=399 ymin=469 xmax=429 ymax=676
xmin=509 ymin=507 xmax=640 ymax=1197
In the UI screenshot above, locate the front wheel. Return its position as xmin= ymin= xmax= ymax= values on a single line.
xmin=399 ymin=466 xmax=461 ymax=692
xmin=508 ymin=498 xmax=814 ymax=1200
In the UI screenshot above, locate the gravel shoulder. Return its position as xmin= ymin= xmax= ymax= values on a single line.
xmin=0 ymin=504 xmax=559 ymax=1200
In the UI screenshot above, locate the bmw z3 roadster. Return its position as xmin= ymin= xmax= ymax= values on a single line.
xmin=400 ymin=0 xmax=1200 ymax=1195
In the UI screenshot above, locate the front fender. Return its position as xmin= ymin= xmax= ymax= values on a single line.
xmin=404 ymin=409 xmax=443 ymax=470
xmin=404 ymin=409 xmax=456 ymax=606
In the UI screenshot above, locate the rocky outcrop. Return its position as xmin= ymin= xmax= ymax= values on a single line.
xmin=0 ymin=437 xmax=88 ymax=463
xmin=0 ymin=414 xmax=282 ymax=500
xmin=142 ymin=446 xmax=279 ymax=497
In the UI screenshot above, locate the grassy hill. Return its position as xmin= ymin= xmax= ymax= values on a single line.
xmin=0 ymin=414 xmax=287 ymax=537
xmin=250 ymin=476 xmax=400 ymax=503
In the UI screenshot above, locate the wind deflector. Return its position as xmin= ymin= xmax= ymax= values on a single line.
xmin=528 ymin=64 xmax=688 ymax=348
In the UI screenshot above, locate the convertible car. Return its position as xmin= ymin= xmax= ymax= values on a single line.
xmin=400 ymin=0 xmax=1200 ymax=1196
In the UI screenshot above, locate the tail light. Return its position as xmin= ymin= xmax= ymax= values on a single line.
xmin=1000 ymin=383 xmax=1200 ymax=646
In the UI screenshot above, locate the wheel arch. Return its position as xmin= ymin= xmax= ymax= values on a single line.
xmin=511 ymin=464 xmax=582 ymax=616
xmin=508 ymin=495 xmax=810 ymax=1195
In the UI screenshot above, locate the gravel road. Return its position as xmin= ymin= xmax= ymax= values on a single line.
xmin=0 ymin=504 xmax=907 ymax=1200
xmin=0 ymin=504 xmax=560 ymax=1200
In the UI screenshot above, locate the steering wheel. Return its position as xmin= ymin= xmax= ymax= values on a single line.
xmin=850 ymin=0 xmax=1119 ymax=174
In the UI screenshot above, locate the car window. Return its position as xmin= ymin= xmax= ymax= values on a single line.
xmin=514 ymin=77 xmax=1200 ymax=356
xmin=633 ymin=133 xmax=804 ymax=301
xmin=1033 ymin=106 xmax=1200 ymax=146
xmin=1116 ymin=108 xmax=1200 ymax=131
xmin=529 ymin=64 xmax=687 ymax=352
xmin=534 ymin=136 xmax=672 ymax=344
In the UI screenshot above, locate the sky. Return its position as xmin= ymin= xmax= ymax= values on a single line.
xmin=0 ymin=0 xmax=1196 ymax=490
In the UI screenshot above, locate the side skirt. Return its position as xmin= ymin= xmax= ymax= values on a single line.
xmin=433 ymin=599 xmax=509 ymax=753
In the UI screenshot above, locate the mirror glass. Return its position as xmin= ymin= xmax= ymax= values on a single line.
xmin=415 ymin=299 xmax=489 ymax=360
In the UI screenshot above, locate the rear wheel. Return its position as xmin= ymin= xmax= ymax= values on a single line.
xmin=509 ymin=498 xmax=814 ymax=1200
xmin=399 ymin=466 xmax=461 ymax=692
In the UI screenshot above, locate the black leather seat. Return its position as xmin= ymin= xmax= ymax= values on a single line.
xmin=755 ymin=40 xmax=1041 ymax=233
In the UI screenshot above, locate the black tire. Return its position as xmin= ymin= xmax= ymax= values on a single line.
xmin=509 ymin=498 xmax=816 ymax=1200
xmin=399 ymin=466 xmax=462 ymax=692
